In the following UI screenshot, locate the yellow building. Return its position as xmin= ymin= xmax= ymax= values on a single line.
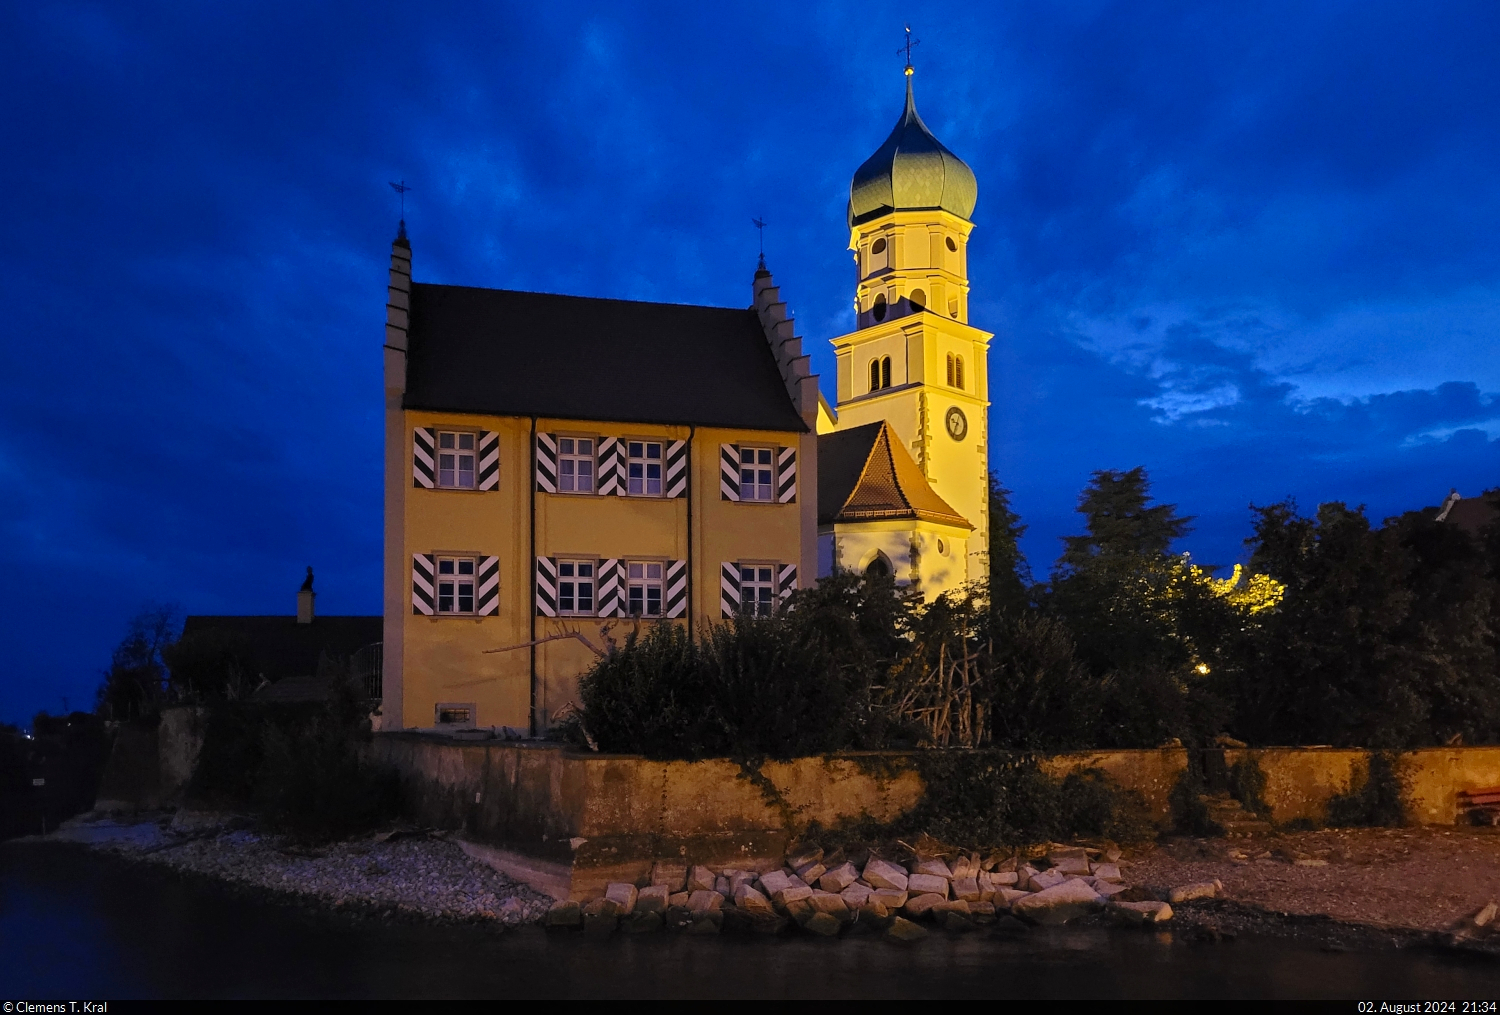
xmin=381 ymin=67 xmax=987 ymax=731
xmin=817 ymin=67 xmax=991 ymax=596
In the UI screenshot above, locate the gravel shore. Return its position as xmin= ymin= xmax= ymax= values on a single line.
xmin=45 ymin=812 xmax=554 ymax=927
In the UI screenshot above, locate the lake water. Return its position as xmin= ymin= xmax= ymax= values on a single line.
xmin=3 ymin=842 xmax=1499 ymax=999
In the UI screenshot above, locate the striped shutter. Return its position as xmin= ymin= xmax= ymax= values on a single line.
xmin=476 ymin=555 xmax=500 ymax=615
xmin=597 ymin=437 xmax=624 ymax=496
xmin=665 ymin=440 xmax=689 ymax=498
xmin=535 ymin=433 xmax=558 ymax=493
xmin=777 ymin=564 xmax=798 ymax=604
xmin=776 ymin=446 xmax=797 ymax=503
xmin=720 ymin=563 xmax=741 ymax=618
xmin=535 ymin=556 xmax=558 ymax=617
xmin=477 ymin=431 xmax=500 ymax=491
xmin=412 ymin=428 xmax=437 ymax=488
xmin=412 ymin=553 xmax=436 ymax=615
xmin=665 ymin=559 xmax=688 ymax=618
xmin=596 ymin=559 xmax=623 ymax=617
xmin=719 ymin=444 xmax=740 ymax=501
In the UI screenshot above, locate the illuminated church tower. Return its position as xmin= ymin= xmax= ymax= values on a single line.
xmin=817 ymin=63 xmax=992 ymax=596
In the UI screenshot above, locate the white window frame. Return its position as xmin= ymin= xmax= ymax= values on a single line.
xmin=738 ymin=563 xmax=776 ymax=618
xmin=738 ymin=446 xmax=774 ymax=502
xmin=436 ymin=556 xmax=477 ymax=614
xmin=557 ymin=436 xmax=596 ymax=494
xmin=626 ymin=440 xmax=664 ymax=497
xmin=557 ymin=559 xmax=597 ymax=616
xmin=626 ymin=560 xmax=664 ymax=617
xmin=437 ymin=430 xmax=476 ymax=489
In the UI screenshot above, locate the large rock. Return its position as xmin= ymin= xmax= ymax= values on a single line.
xmin=1110 ymin=900 xmax=1174 ymax=924
xmin=796 ymin=860 xmax=828 ymax=883
xmin=1011 ymin=880 xmax=1104 ymax=926
xmin=1050 ymin=855 xmax=1090 ymax=876
xmin=772 ymin=884 xmax=814 ymax=908
xmin=808 ymin=891 xmax=849 ymax=918
xmin=734 ymin=884 xmax=775 ymax=914
xmin=582 ymin=898 xmax=619 ymax=938
xmin=863 ymin=858 xmax=910 ymax=892
xmin=714 ymin=876 xmax=732 ymax=897
xmin=912 ymin=857 xmax=954 ymax=880
xmin=1168 ymin=882 xmax=1218 ymax=904
xmin=991 ymin=871 xmax=1019 ymax=887
xmin=1017 ymin=865 xmax=1042 ymax=890
xmin=1028 ymin=870 xmax=1068 ymax=893
xmin=931 ymin=899 xmax=970 ymax=918
xmin=902 ymin=893 xmax=947 ymax=920
xmin=950 ymin=853 xmax=980 ymax=879
xmin=635 ymin=884 xmax=671 ymax=914
xmin=787 ymin=846 xmax=823 ymax=871
xmin=1093 ymin=880 xmax=1129 ymax=899
xmin=545 ymin=900 xmax=582 ymax=928
xmin=840 ymin=882 xmax=874 ymax=909
xmin=758 ymin=870 xmax=793 ymax=896
xmin=622 ymin=910 xmax=663 ymax=934
xmin=804 ymin=911 xmax=843 ymax=937
xmin=1091 ymin=863 xmax=1123 ymax=882
xmin=819 ymin=862 xmax=859 ymax=893
xmin=688 ymin=890 xmax=724 ymax=914
xmin=668 ymin=892 xmax=691 ymax=909
xmin=995 ymin=887 xmax=1030 ymax=908
xmin=908 ymin=873 xmax=950 ymax=897
xmin=872 ymin=888 xmax=909 ymax=910
xmin=688 ymin=866 xmax=717 ymax=893
xmin=884 ymin=916 xmax=928 ymax=942
xmin=604 ymin=882 xmax=638 ymax=916
xmin=651 ymin=861 xmax=688 ymax=892
xmin=952 ymin=876 xmax=980 ymax=903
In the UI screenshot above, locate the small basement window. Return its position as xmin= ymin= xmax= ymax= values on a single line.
xmin=435 ymin=702 xmax=476 ymax=728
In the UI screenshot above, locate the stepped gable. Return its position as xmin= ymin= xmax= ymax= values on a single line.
xmin=817 ymin=421 xmax=971 ymax=528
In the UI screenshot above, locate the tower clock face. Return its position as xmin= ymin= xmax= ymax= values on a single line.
xmin=945 ymin=405 xmax=968 ymax=441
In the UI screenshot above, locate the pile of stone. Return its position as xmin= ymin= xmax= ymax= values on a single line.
xmin=546 ymin=844 xmax=1177 ymax=940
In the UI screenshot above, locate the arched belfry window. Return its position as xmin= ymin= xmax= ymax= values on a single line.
xmin=881 ymin=356 xmax=891 ymax=390
xmin=946 ymin=354 xmax=955 ymax=386
xmin=909 ymin=288 xmax=926 ymax=311
xmin=955 ymin=356 xmax=965 ymax=390
xmin=869 ymin=359 xmax=880 ymax=393
xmin=872 ymin=292 xmax=887 ymax=322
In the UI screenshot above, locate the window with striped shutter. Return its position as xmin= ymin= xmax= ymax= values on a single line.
xmin=412 ymin=553 xmax=436 ymax=614
xmin=476 ymin=555 xmax=500 ymax=615
xmin=664 ymin=560 xmax=688 ymax=618
xmin=776 ymin=446 xmax=797 ymax=503
xmin=596 ymin=437 xmax=624 ymax=496
xmin=535 ymin=434 xmax=558 ymax=493
xmin=535 ymin=556 xmax=558 ymax=616
xmin=777 ymin=564 xmax=798 ymax=603
xmin=719 ymin=562 xmax=741 ymax=618
xmin=476 ymin=432 xmax=499 ymax=491
xmin=665 ymin=440 xmax=688 ymax=498
xmin=412 ymin=428 xmax=437 ymax=488
xmin=596 ymin=559 xmax=623 ymax=617
xmin=719 ymin=444 xmax=740 ymax=500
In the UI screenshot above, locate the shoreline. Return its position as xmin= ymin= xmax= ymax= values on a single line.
xmin=13 ymin=814 xmax=1500 ymax=958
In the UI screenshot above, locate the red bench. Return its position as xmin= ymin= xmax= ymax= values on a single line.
xmin=1458 ymin=786 xmax=1500 ymax=825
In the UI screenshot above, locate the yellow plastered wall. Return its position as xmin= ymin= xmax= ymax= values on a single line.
xmin=819 ymin=518 xmax=973 ymax=597
xmin=395 ymin=411 xmax=805 ymax=730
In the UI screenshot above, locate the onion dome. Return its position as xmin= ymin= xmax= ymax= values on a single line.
xmin=848 ymin=72 xmax=977 ymax=227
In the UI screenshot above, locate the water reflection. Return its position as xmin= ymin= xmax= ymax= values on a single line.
xmin=3 ymin=843 xmax=1498 ymax=999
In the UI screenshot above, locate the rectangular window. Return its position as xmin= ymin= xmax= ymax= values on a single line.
xmin=626 ymin=561 xmax=663 ymax=617
xmin=739 ymin=565 xmax=775 ymax=617
xmin=558 ymin=437 xmax=595 ymax=493
xmin=557 ymin=560 xmax=595 ymax=615
xmin=627 ymin=441 xmax=663 ymax=496
xmin=739 ymin=447 xmax=774 ymax=502
xmin=436 ymin=557 xmax=476 ymax=614
xmin=438 ymin=431 xmax=476 ymax=489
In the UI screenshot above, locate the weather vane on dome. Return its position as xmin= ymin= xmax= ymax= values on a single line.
xmin=752 ymin=216 xmax=767 ymax=269
xmin=898 ymin=25 xmax=919 ymax=75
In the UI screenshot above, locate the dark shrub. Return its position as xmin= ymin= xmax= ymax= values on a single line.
xmin=1326 ymin=751 xmax=1407 ymax=827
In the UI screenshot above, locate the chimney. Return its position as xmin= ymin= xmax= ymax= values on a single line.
xmin=297 ymin=566 xmax=315 ymax=624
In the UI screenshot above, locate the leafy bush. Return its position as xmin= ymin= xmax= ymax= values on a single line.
xmin=1228 ymin=755 xmax=1271 ymax=818
xmin=187 ymin=657 xmax=398 ymax=840
xmin=1326 ymin=751 xmax=1407 ymax=827
xmin=1168 ymin=764 xmax=1221 ymax=836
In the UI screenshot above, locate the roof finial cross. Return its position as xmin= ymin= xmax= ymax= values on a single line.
xmin=388 ymin=179 xmax=412 ymax=222
xmin=898 ymin=24 xmax=919 ymax=75
xmin=752 ymin=216 xmax=767 ymax=269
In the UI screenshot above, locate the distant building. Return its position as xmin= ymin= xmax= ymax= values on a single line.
xmin=181 ymin=569 xmax=381 ymax=703
xmin=381 ymin=65 xmax=992 ymax=733
xmin=1431 ymin=488 xmax=1500 ymax=537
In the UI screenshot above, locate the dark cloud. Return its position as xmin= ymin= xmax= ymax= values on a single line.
xmin=2 ymin=1 xmax=1498 ymax=722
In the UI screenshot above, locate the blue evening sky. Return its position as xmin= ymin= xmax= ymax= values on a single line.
xmin=3 ymin=1 xmax=1498 ymax=724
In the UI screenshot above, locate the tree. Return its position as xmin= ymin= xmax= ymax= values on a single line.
xmin=988 ymin=473 xmax=1031 ymax=615
xmin=1058 ymin=466 xmax=1194 ymax=571
xmin=95 ymin=604 xmax=181 ymax=721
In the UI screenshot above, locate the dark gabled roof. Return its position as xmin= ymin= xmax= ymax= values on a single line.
xmin=817 ymin=421 xmax=971 ymax=528
xmin=179 ymin=615 xmax=381 ymax=683
xmin=403 ymin=283 xmax=808 ymax=433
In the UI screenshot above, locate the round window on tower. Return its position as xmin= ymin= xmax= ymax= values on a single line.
xmin=871 ymin=237 xmax=887 ymax=255
xmin=937 ymin=538 xmax=947 ymax=555
xmin=909 ymin=288 xmax=926 ymax=311
xmin=872 ymin=293 xmax=887 ymax=322
xmin=946 ymin=236 xmax=958 ymax=252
